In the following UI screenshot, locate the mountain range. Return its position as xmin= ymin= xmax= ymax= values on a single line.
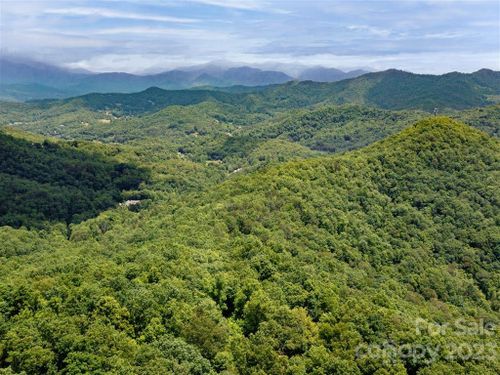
xmin=0 ymin=56 xmax=499 ymax=374
xmin=0 ymin=58 xmax=370 ymax=101
xmin=298 ymin=67 xmax=368 ymax=82
xmin=9 ymin=68 xmax=496 ymax=116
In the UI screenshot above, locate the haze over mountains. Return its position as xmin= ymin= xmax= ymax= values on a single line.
xmin=0 ymin=57 xmax=372 ymax=101
xmin=298 ymin=67 xmax=369 ymax=82
xmin=1 ymin=0 xmax=500 ymax=372
xmin=2 ymin=57 xmax=498 ymax=109
xmin=7 ymin=68 xmax=496 ymax=116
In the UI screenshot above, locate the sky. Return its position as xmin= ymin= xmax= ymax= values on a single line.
xmin=0 ymin=0 xmax=499 ymax=74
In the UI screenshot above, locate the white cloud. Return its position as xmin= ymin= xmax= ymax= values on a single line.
xmin=62 ymin=50 xmax=500 ymax=75
xmin=2 ymin=29 xmax=112 ymax=58
xmin=347 ymin=25 xmax=392 ymax=38
xmin=64 ymin=53 xmax=206 ymax=73
xmin=1 ymin=0 xmax=498 ymax=74
xmin=423 ymin=32 xmax=465 ymax=39
xmin=93 ymin=26 xmax=228 ymax=40
xmin=44 ymin=7 xmax=199 ymax=23
xmin=185 ymin=0 xmax=292 ymax=14
xmin=186 ymin=0 xmax=267 ymax=10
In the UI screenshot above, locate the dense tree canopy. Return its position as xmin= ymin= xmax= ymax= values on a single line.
xmin=0 ymin=131 xmax=146 ymax=228
xmin=0 ymin=117 xmax=498 ymax=374
xmin=0 ymin=69 xmax=499 ymax=374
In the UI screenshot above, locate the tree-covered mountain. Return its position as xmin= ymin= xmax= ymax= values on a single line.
xmin=1 ymin=90 xmax=498 ymax=180
xmin=0 ymin=117 xmax=498 ymax=374
xmin=254 ymin=69 xmax=500 ymax=112
xmin=3 ymin=57 xmax=498 ymax=109
xmin=298 ymin=67 xmax=369 ymax=82
xmin=6 ymin=68 xmax=495 ymax=117
xmin=0 ymin=76 xmax=496 ymax=176
xmin=0 ymin=130 xmax=146 ymax=229
xmin=363 ymin=69 xmax=500 ymax=110
xmin=1 ymin=61 xmax=500 ymax=375
xmin=0 ymin=58 xmax=293 ymax=100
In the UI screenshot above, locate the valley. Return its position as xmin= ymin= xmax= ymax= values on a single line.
xmin=0 ymin=69 xmax=499 ymax=374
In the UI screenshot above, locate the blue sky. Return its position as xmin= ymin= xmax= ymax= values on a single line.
xmin=1 ymin=0 xmax=499 ymax=74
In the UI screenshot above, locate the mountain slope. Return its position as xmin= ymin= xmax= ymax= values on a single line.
xmin=256 ymin=69 xmax=500 ymax=111
xmin=365 ymin=69 xmax=500 ymax=110
xmin=0 ymin=131 xmax=146 ymax=228
xmin=298 ymin=67 xmax=368 ymax=82
xmin=0 ymin=83 xmax=72 ymax=101
xmin=3 ymin=62 xmax=497 ymax=114
xmin=451 ymin=104 xmax=500 ymax=136
xmin=0 ymin=58 xmax=293 ymax=100
xmin=0 ymin=58 xmax=87 ymax=87
xmin=58 ymin=69 xmax=500 ymax=114
xmin=156 ymin=117 xmax=500 ymax=373
xmin=0 ymin=118 xmax=498 ymax=374
xmin=59 ymin=87 xmax=250 ymax=115
xmin=219 ymin=67 xmax=292 ymax=86
xmin=215 ymin=105 xmax=427 ymax=156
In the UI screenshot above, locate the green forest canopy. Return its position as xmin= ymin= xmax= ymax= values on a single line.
xmin=0 ymin=117 xmax=498 ymax=374
xmin=0 ymin=131 xmax=146 ymax=228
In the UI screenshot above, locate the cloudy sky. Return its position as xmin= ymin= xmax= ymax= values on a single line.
xmin=1 ymin=0 xmax=499 ymax=74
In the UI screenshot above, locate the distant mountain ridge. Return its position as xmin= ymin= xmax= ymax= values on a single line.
xmin=2 ymin=58 xmax=498 ymax=108
xmin=29 ymin=68 xmax=497 ymax=115
xmin=0 ymin=58 xmax=296 ymax=100
xmin=0 ymin=58 xmax=368 ymax=101
xmin=298 ymin=67 xmax=370 ymax=82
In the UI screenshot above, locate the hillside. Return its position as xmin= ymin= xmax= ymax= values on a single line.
xmin=3 ymin=64 xmax=499 ymax=115
xmin=256 ymin=69 xmax=500 ymax=112
xmin=0 ymin=58 xmax=293 ymax=100
xmin=3 ymin=99 xmax=497 ymax=175
xmin=298 ymin=67 xmax=369 ymax=82
xmin=364 ymin=69 xmax=500 ymax=110
xmin=211 ymin=105 xmax=427 ymax=161
xmin=61 ymin=87 xmax=252 ymax=115
xmin=451 ymin=104 xmax=500 ymax=137
xmin=0 ymin=131 xmax=146 ymax=228
xmin=7 ymin=69 xmax=495 ymax=120
xmin=0 ymin=118 xmax=498 ymax=374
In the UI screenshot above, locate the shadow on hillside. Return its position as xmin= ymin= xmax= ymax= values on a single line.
xmin=0 ymin=132 xmax=148 ymax=229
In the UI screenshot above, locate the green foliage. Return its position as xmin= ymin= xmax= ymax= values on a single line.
xmin=1 ymin=69 xmax=498 ymax=132
xmin=0 ymin=131 xmax=146 ymax=228
xmin=0 ymin=117 xmax=498 ymax=374
xmin=0 ymin=69 xmax=499 ymax=374
xmin=216 ymin=105 xmax=426 ymax=157
xmin=56 ymin=87 xmax=251 ymax=116
xmin=365 ymin=70 xmax=498 ymax=110
xmin=450 ymin=104 xmax=500 ymax=137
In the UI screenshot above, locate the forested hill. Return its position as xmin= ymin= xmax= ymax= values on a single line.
xmin=200 ymin=117 xmax=499 ymax=309
xmin=256 ymin=68 xmax=500 ymax=111
xmin=55 ymin=87 xmax=250 ymax=115
xmin=23 ymin=68 xmax=500 ymax=115
xmin=0 ymin=131 xmax=146 ymax=228
xmin=362 ymin=68 xmax=500 ymax=110
xmin=0 ymin=118 xmax=498 ymax=374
